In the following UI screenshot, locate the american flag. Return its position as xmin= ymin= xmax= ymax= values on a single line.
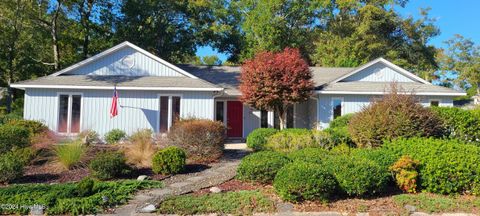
xmin=110 ymin=85 xmax=118 ymax=118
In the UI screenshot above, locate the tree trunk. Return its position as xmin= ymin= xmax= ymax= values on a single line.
xmin=80 ymin=0 xmax=93 ymax=59
xmin=275 ymin=105 xmax=287 ymax=130
xmin=51 ymin=0 xmax=62 ymax=70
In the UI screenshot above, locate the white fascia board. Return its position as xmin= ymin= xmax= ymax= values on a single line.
xmin=50 ymin=41 xmax=199 ymax=79
xmin=315 ymin=90 xmax=466 ymax=96
xmin=331 ymin=58 xmax=431 ymax=85
xmin=10 ymin=84 xmax=223 ymax=91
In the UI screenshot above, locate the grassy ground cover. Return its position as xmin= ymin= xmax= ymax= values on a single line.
xmin=0 ymin=180 xmax=163 ymax=215
xmin=158 ymin=190 xmax=275 ymax=215
xmin=393 ymin=193 xmax=480 ymax=213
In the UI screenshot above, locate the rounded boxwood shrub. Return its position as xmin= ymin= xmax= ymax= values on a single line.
xmin=273 ymin=161 xmax=337 ymax=202
xmin=89 ymin=152 xmax=130 ymax=180
xmin=237 ymin=151 xmax=290 ymax=183
xmin=152 ymin=146 xmax=186 ymax=175
xmin=383 ymin=137 xmax=480 ymax=194
xmin=6 ymin=119 xmax=48 ymax=135
xmin=246 ymin=128 xmax=278 ymax=151
xmin=104 ymin=129 xmax=126 ymax=144
xmin=0 ymin=151 xmax=24 ymax=183
xmin=431 ymin=107 xmax=480 ymax=144
xmin=0 ymin=124 xmax=30 ymax=154
xmin=288 ymin=147 xmax=332 ymax=164
xmin=323 ymin=155 xmax=388 ymax=196
xmin=265 ymin=129 xmax=315 ymax=153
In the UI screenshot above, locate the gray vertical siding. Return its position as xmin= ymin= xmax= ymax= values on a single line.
xmin=243 ymin=105 xmax=260 ymax=137
xmin=316 ymin=94 xmax=455 ymax=128
xmin=344 ymin=62 xmax=414 ymax=82
xmin=24 ymin=88 xmax=214 ymax=136
xmin=64 ymin=47 xmax=185 ymax=77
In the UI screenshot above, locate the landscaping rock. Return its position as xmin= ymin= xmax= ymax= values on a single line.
xmin=209 ymin=186 xmax=222 ymax=193
xmin=405 ymin=204 xmax=417 ymax=213
xmin=139 ymin=204 xmax=156 ymax=213
xmin=137 ymin=175 xmax=149 ymax=181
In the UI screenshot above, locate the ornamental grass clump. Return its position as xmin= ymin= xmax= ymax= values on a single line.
xmin=124 ymin=129 xmax=157 ymax=167
xmin=54 ymin=141 xmax=87 ymax=170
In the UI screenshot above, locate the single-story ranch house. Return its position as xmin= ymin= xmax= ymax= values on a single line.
xmin=11 ymin=42 xmax=466 ymax=138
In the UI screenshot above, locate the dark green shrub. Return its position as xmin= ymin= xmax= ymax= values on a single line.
xmin=431 ymin=107 xmax=480 ymax=144
xmin=323 ymin=155 xmax=388 ymax=196
xmin=0 ymin=124 xmax=30 ymax=154
xmin=329 ymin=113 xmax=354 ymax=129
xmin=383 ymin=137 xmax=480 ymax=194
xmin=324 ymin=127 xmax=354 ymax=147
xmin=351 ymin=148 xmax=399 ymax=176
xmin=104 ymin=129 xmax=126 ymax=144
xmin=89 ymin=152 xmax=130 ymax=180
xmin=76 ymin=177 xmax=95 ymax=197
xmin=288 ymin=147 xmax=332 ymax=164
xmin=11 ymin=147 xmax=36 ymax=166
xmin=274 ymin=161 xmax=337 ymax=202
xmin=266 ymin=129 xmax=316 ymax=153
xmin=6 ymin=119 xmax=48 ymax=135
xmin=152 ymin=146 xmax=186 ymax=175
xmin=246 ymin=128 xmax=278 ymax=151
xmin=237 ymin=151 xmax=290 ymax=183
xmin=348 ymin=86 xmax=445 ymax=147
xmin=0 ymin=151 xmax=24 ymax=183
xmin=167 ymin=118 xmax=226 ymax=163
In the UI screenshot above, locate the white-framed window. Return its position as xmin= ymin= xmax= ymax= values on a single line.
xmin=158 ymin=95 xmax=182 ymax=133
xmin=429 ymin=99 xmax=441 ymax=107
xmin=215 ymin=101 xmax=226 ymax=125
xmin=57 ymin=93 xmax=83 ymax=134
xmin=260 ymin=110 xmax=268 ymax=128
xmin=331 ymin=97 xmax=344 ymax=119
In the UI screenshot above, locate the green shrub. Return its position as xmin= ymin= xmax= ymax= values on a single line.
xmin=311 ymin=130 xmax=334 ymax=149
xmin=11 ymin=147 xmax=36 ymax=166
xmin=265 ymin=129 xmax=316 ymax=153
xmin=0 ymin=124 xmax=30 ymax=154
xmin=89 ymin=152 xmax=130 ymax=180
xmin=76 ymin=177 xmax=95 ymax=197
xmin=246 ymin=128 xmax=278 ymax=151
xmin=55 ymin=141 xmax=87 ymax=170
xmin=0 ymin=151 xmax=24 ymax=183
xmin=323 ymin=155 xmax=388 ymax=196
xmin=329 ymin=113 xmax=354 ymax=129
xmin=273 ymin=161 xmax=337 ymax=202
xmin=348 ymin=86 xmax=445 ymax=147
xmin=167 ymin=118 xmax=226 ymax=163
xmin=237 ymin=151 xmax=290 ymax=183
xmin=431 ymin=107 xmax=480 ymax=144
xmin=351 ymin=148 xmax=399 ymax=176
xmin=288 ymin=147 xmax=332 ymax=164
xmin=324 ymin=127 xmax=354 ymax=147
xmin=152 ymin=146 xmax=186 ymax=175
xmin=383 ymin=137 xmax=480 ymax=194
xmin=104 ymin=129 xmax=126 ymax=144
xmin=5 ymin=119 xmax=47 ymax=135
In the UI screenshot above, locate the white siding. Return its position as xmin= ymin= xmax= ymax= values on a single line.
xmin=243 ymin=105 xmax=261 ymax=137
xmin=64 ymin=46 xmax=185 ymax=77
xmin=344 ymin=62 xmax=415 ymax=82
xmin=316 ymin=94 xmax=455 ymax=128
xmin=24 ymin=88 xmax=214 ymax=136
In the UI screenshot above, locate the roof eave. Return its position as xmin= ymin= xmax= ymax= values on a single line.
xmin=315 ymin=90 xmax=467 ymax=96
xmin=10 ymin=84 xmax=223 ymax=92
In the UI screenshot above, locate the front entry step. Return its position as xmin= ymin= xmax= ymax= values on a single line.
xmin=225 ymin=138 xmax=245 ymax=143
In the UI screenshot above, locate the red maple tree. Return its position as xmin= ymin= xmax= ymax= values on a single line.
xmin=239 ymin=48 xmax=314 ymax=129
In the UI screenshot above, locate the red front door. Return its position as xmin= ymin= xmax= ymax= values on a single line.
xmin=227 ymin=101 xmax=243 ymax=137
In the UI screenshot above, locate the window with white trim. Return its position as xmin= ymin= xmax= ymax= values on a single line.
xmin=58 ymin=94 xmax=82 ymax=133
xmin=159 ymin=95 xmax=181 ymax=133
xmin=430 ymin=100 xmax=440 ymax=107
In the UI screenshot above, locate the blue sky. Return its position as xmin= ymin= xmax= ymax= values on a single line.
xmin=196 ymin=0 xmax=480 ymax=62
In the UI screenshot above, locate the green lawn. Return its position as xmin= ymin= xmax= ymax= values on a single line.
xmin=393 ymin=193 xmax=480 ymax=213
xmin=158 ymin=190 xmax=276 ymax=215
xmin=0 ymin=180 xmax=163 ymax=215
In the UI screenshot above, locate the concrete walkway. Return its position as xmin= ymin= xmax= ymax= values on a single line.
xmin=113 ymin=145 xmax=249 ymax=216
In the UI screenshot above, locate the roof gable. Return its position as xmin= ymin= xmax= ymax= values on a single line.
xmin=331 ymin=58 xmax=430 ymax=84
xmin=51 ymin=42 xmax=198 ymax=78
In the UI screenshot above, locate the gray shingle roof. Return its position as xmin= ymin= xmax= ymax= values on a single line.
xmin=176 ymin=65 xmax=356 ymax=95
xmin=11 ymin=75 xmax=220 ymax=89
xmin=320 ymin=82 xmax=463 ymax=94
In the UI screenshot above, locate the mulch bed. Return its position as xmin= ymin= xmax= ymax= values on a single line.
xmin=7 ymin=144 xmax=210 ymax=185
xmin=192 ymin=179 xmax=264 ymax=195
